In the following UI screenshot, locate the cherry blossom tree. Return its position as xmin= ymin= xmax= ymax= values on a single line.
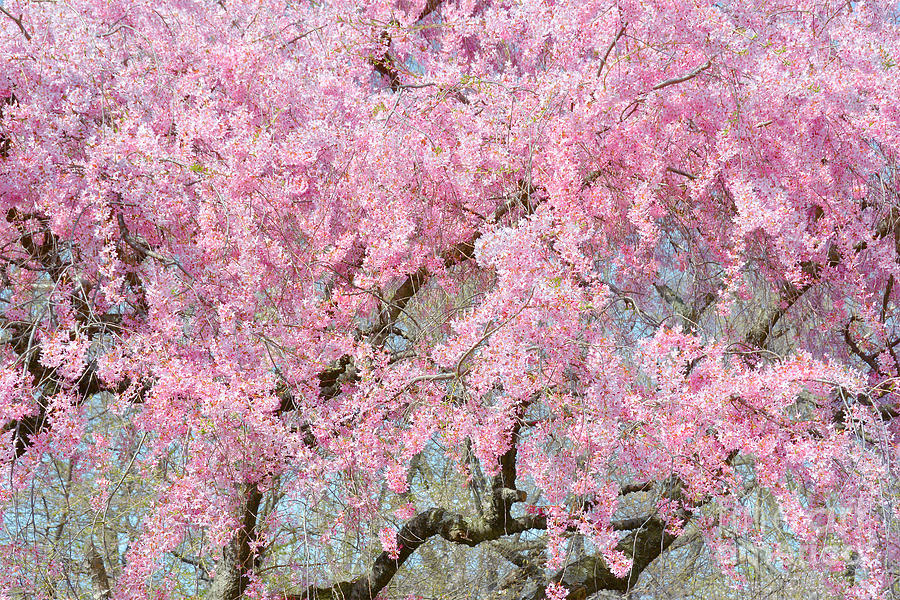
xmin=2 ymin=0 xmax=900 ymax=599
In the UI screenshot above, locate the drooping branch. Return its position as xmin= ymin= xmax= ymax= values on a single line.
xmin=665 ymin=165 xmax=697 ymax=180
xmin=843 ymin=317 xmax=882 ymax=374
xmin=833 ymin=389 xmax=900 ymax=426
xmin=116 ymin=213 xmax=191 ymax=278
xmin=370 ymin=0 xmax=451 ymax=91
xmin=881 ymin=274 xmax=894 ymax=323
xmin=284 ymin=416 xmax=681 ymax=600
xmin=743 ymin=196 xmax=900 ymax=358
xmin=369 ymin=182 xmax=540 ymax=346
xmin=743 ymin=209 xmax=882 ymax=352
xmin=2 ymin=351 xmax=135 ymax=456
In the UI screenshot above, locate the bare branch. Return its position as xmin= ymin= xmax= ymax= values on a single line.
xmin=666 ymin=166 xmax=697 ymax=180
xmin=882 ymin=274 xmax=894 ymax=323
xmin=744 ymin=281 xmax=811 ymax=350
xmin=0 ymin=6 xmax=31 ymax=41
xmin=290 ymin=507 xmax=545 ymax=600
xmin=843 ymin=318 xmax=882 ymax=374
xmin=597 ymin=22 xmax=627 ymax=76
xmin=117 ymin=213 xmax=192 ymax=278
xmin=620 ymin=482 xmax=653 ymax=495
xmin=416 ymin=0 xmax=446 ymax=21
xmin=651 ymin=59 xmax=712 ymax=91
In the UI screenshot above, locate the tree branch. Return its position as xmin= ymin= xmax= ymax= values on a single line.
xmin=744 ymin=281 xmax=812 ymax=350
xmin=0 ymin=6 xmax=31 ymax=41
xmin=0 ymin=92 xmax=16 ymax=158
xmin=597 ymin=23 xmax=627 ymax=77
xmin=665 ymin=166 xmax=697 ymax=180
xmin=619 ymin=482 xmax=653 ymax=495
xmin=538 ymin=516 xmax=680 ymax=599
xmin=843 ymin=318 xmax=882 ymax=374
xmin=651 ymin=59 xmax=712 ymax=91
xmin=654 ymin=283 xmax=716 ymax=334
xmin=289 ymin=507 xmax=544 ymax=600
xmin=416 ymin=0 xmax=446 ymax=21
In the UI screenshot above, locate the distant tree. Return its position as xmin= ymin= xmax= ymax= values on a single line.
xmin=1 ymin=1 xmax=899 ymax=599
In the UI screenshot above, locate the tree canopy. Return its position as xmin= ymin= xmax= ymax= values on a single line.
xmin=1 ymin=0 xmax=900 ymax=599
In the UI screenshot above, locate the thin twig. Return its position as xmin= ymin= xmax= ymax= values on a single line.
xmin=279 ymin=25 xmax=326 ymax=50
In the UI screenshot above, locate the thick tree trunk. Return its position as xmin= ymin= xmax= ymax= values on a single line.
xmin=207 ymin=484 xmax=263 ymax=600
